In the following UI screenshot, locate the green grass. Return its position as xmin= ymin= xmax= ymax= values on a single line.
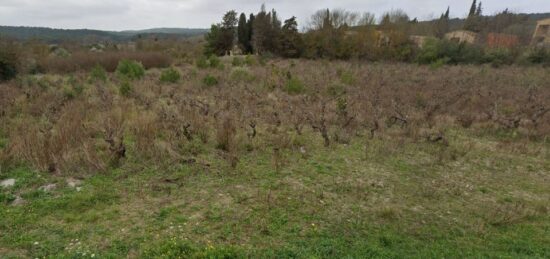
xmin=0 ymin=129 xmax=548 ymax=258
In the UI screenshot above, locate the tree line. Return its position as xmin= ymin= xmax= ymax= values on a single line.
xmin=203 ymin=1 xmax=548 ymax=63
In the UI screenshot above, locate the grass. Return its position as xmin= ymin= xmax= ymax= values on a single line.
xmin=0 ymin=129 xmax=548 ymax=258
xmin=0 ymin=59 xmax=548 ymax=257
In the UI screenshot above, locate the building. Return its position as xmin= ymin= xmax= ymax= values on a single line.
xmin=487 ymin=33 xmax=519 ymax=49
xmin=532 ymin=18 xmax=550 ymax=47
xmin=445 ymin=30 xmax=478 ymax=44
xmin=409 ymin=35 xmax=429 ymax=48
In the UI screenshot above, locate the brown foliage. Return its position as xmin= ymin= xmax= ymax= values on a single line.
xmin=41 ymin=51 xmax=171 ymax=73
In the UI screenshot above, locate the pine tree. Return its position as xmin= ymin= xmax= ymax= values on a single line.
xmin=204 ymin=10 xmax=238 ymax=56
xmin=278 ymin=16 xmax=303 ymax=58
xmin=220 ymin=10 xmax=238 ymax=54
xmin=468 ymin=0 xmax=477 ymax=17
xmin=444 ymin=7 xmax=450 ymax=19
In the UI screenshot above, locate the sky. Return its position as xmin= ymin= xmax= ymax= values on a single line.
xmin=0 ymin=0 xmax=549 ymax=31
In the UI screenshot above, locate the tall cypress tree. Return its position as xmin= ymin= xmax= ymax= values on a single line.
xmin=237 ymin=13 xmax=249 ymax=53
xmin=475 ymin=2 xmax=483 ymax=16
xmin=468 ymin=0 xmax=477 ymax=17
xmin=434 ymin=7 xmax=450 ymax=38
xmin=247 ymin=14 xmax=255 ymax=53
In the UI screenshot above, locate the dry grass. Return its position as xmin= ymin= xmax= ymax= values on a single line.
xmin=0 ymin=60 xmax=548 ymax=176
xmin=41 ymin=51 xmax=171 ymax=74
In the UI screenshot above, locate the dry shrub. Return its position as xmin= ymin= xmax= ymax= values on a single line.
xmin=131 ymin=111 xmax=159 ymax=159
xmin=41 ymin=51 xmax=171 ymax=74
xmin=216 ymin=114 xmax=237 ymax=152
xmin=101 ymin=107 xmax=127 ymax=167
xmin=216 ymin=114 xmax=239 ymax=168
xmin=8 ymin=102 xmax=102 ymax=174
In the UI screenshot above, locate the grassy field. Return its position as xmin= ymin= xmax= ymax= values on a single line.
xmin=0 ymin=60 xmax=549 ymax=258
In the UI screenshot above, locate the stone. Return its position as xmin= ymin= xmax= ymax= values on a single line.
xmin=12 ymin=195 xmax=25 ymax=206
xmin=39 ymin=183 xmax=57 ymax=192
xmin=66 ymin=178 xmax=82 ymax=188
xmin=1 ymin=179 xmax=15 ymax=188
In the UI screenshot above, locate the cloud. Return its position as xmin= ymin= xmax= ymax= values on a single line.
xmin=0 ymin=0 xmax=548 ymax=30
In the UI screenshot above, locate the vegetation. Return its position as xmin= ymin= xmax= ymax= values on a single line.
xmin=0 ymin=59 xmax=549 ymax=258
xmin=0 ymin=42 xmax=20 ymax=82
xmin=116 ymin=59 xmax=145 ymax=80
xmin=199 ymin=3 xmax=549 ymax=65
xmin=0 ymin=26 xmax=208 ymax=42
xmin=0 ymin=1 xmax=550 ymax=258
xmin=160 ymin=67 xmax=181 ymax=83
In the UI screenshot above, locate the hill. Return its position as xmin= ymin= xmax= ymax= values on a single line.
xmin=0 ymin=26 xmax=208 ymax=43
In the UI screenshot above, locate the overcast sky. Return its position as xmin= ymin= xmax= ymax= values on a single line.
xmin=0 ymin=0 xmax=549 ymax=31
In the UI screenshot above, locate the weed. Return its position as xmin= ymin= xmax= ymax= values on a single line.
xmin=119 ymin=80 xmax=133 ymax=96
xmin=230 ymin=68 xmax=254 ymax=83
xmin=202 ymin=74 xmax=218 ymax=87
xmin=116 ymin=59 xmax=145 ymax=80
xmin=159 ymin=67 xmax=181 ymax=83
xmin=284 ymin=77 xmax=305 ymax=95
xmin=89 ymin=64 xmax=108 ymax=83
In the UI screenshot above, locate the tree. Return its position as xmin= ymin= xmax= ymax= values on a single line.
xmin=278 ymin=16 xmax=304 ymax=58
xmin=204 ymin=24 xmax=223 ymax=56
xmin=358 ymin=12 xmax=376 ymax=26
xmin=252 ymin=5 xmax=270 ymax=54
xmin=434 ymin=7 xmax=450 ymax=38
xmin=252 ymin=4 xmax=281 ymax=54
xmin=238 ymin=13 xmax=251 ymax=53
xmin=204 ymin=10 xmax=238 ymax=56
xmin=247 ymin=14 xmax=255 ymax=53
xmin=220 ymin=10 xmax=238 ymax=52
xmin=464 ymin=1 xmax=484 ymax=32
xmin=468 ymin=0 xmax=477 ymax=17
xmin=475 ymin=2 xmax=483 ymax=16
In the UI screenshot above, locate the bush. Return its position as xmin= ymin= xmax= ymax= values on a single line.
xmin=208 ymin=55 xmax=222 ymax=68
xmin=41 ymin=51 xmax=170 ymax=74
xmin=244 ymin=55 xmax=257 ymax=66
xmin=116 ymin=59 xmax=145 ymax=80
xmin=89 ymin=64 xmax=108 ymax=83
xmin=202 ymin=74 xmax=218 ymax=87
xmin=416 ymin=38 xmax=483 ymax=65
xmin=524 ymin=48 xmax=550 ymax=64
xmin=483 ymin=48 xmax=516 ymax=67
xmin=0 ymin=44 xmax=19 ymax=82
xmin=159 ymin=67 xmax=181 ymax=83
xmin=196 ymin=55 xmax=223 ymax=69
xmin=285 ymin=77 xmax=305 ymax=95
xmin=232 ymin=56 xmax=244 ymax=67
xmin=230 ymin=68 xmax=254 ymax=83
xmin=119 ymin=79 xmax=133 ymax=96
xmin=196 ymin=56 xmax=209 ymax=69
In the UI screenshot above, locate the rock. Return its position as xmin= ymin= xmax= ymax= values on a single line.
xmin=66 ymin=178 xmax=82 ymax=188
xmin=1 ymin=179 xmax=15 ymax=188
xmin=12 ymin=195 xmax=25 ymax=206
xmin=39 ymin=183 xmax=57 ymax=192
